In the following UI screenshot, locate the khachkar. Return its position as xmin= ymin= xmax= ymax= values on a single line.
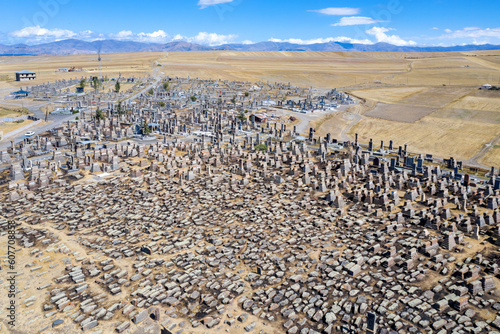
xmin=0 ymin=76 xmax=499 ymax=334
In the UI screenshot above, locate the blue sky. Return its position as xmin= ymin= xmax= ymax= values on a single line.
xmin=1 ymin=0 xmax=499 ymax=46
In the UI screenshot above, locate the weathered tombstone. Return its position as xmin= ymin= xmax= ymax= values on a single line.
xmin=367 ymin=312 xmax=377 ymax=334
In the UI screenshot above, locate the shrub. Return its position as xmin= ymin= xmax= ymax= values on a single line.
xmin=254 ymin=144 xmax=267 ymax=152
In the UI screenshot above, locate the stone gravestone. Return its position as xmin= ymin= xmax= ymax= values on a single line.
xmin=367 ymin=312 xmax=377 ymax=334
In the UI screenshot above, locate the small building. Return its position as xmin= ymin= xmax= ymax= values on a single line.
xmin=12 ymin=90 xmax=29 ymax=98
xmin=58 ymin=68 xmax=69 ymax=72
xmin=16 ymin=70 xmax=36 ymax=81
xmin=251 ymin=113 xmax=267 ymax=123
xmin=76 ymin=137 xmax=97 ymax=149
xmin=481 ymin=83 xmax=492 ymax=90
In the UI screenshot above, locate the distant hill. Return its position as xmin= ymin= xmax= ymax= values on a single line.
xmin=0 ymin=39 xmax=499 ymax=55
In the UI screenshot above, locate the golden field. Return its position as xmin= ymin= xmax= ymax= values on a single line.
xmin=0 ymin=52 xmax=163 ymax=89
xmin=0 ymin=50 xmax=499 ymax=166
xmin=0 ymin=119 xmax=35 ymax=135
xmin=1 ymin=50 xmax=499 ymax=89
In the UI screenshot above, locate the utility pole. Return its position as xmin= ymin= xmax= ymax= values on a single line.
xmin=45 ymin=107 xmax=49 ymax=122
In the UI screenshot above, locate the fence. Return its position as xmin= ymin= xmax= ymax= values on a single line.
xmin=0 ymin=115 xmax=28 ymax=123
xmin=0 ymin=115 xmax=40 ymax=123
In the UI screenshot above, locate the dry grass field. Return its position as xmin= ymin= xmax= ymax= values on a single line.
xmin=0 ymin=50 xmax=499 ymax=166
xmin=160 ymin=51 xmax=409 ymax=87
xmin=445 ymin=96 xmax=500 ymax=112
xmin=345 ymin=84 xmax=499 ymax=165
xmin=159 ymin=50 xmax=500 ymax=88
xmin=0 ymin=119 xmax=34 ymax=134
xmin=481 ymin=145 xmax=500 ymax=166
xmin=0 ymin=52 xmax=163 ymax=89
xmin=350 ymin=116 xmax=499 ymax=161
xmin=1 ymin=50 xmax=498 ymax=90
xmin=0 ymin=107 xmax=22 ymax=118
xmin=350 ymin=86 xmax=428 ymax=104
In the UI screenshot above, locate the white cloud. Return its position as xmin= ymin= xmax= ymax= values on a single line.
xmin=172 ymin=34 xmax=187 ymax=41
xmin=198 ymin=0 xmax=234 ymax=9
xmin=6 ymin=27 xmax=240 ymax=46
xmin=441 ymin=27 xmax=500 ymax=39
xmin=365 ymin=27 xmax=416 ymax=46
xmin=188 ymin=32 xmax=237 ymax=46
xmin=471 ymin=39 xmax=489 ymax=45
xmin=114 ymin=30 xmax=133 ymax=39
xmin=332 ymin=36 xmax=373 ymax=44
xmin=11 ymin=25 xmax=76 ymax=40
xmin=170 ymin=33 xmax=237 ymax=45
xmin=268 ymin=37 xmax=373 ymax=45
xmin=432 ymin=27 xmax=439 ymax=30
xmin=308 ymin=7 xmax=359 ymax=16
xmin=463 ymin=27 xmax=480 ymax=31
xmin=137 ymin=30 xmax=169 ymax=43
xmin=332 ymin=16 xmax=386 ymax=26
xmin=108 ymin=30 xmax=170 ymax=43
xmin=241 ymin=40 xmax=254 ymax=45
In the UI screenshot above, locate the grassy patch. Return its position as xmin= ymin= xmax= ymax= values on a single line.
xmin=0 ymin=107 xmax=30 ymax=117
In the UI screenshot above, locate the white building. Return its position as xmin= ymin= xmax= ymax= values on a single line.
xmin=16 ymin=70 xmax=36 ymax=81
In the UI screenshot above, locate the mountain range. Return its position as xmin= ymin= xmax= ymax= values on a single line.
xmin=1 ymin=39 xmax=500 ymax=55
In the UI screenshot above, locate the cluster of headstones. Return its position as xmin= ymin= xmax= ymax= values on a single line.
xmin=2 ymin=136 xmax=499 ymax=333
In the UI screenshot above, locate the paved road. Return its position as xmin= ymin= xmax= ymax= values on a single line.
xmin=0 ymin=55 xmax=168 ymax=152
xmin=0 ymin=96 xmax=79 ymax=151
xmin=122 ymin=57 xmax=166 ymax=105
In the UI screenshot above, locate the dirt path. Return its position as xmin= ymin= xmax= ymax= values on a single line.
xmin=339 ymin=112 xmax=363 ymax=142
xmin=463 ymin=133 xmax=500 ymax=169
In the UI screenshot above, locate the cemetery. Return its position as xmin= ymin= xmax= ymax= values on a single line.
xmin=0 ymin=74 xmax=499 ymax=334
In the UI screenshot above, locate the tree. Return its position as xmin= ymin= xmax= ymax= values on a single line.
xmin=231 ymin=96 xmax=237 ymax=108
xmin=142 ymin=123 xmax=152 ymax=134
xmin=79 ymin=79 xmax=86 ymax=88
xmin=244 ymin=91 xmax=249 ymax=97
xmin=115 ymin=81 xmax=120 ymax=93
xmin=92 ymin=77 xmax=101 ymax=91
xmin=148 ymin=88 xmax=154 ymax=95
xmin=95 ymin=108 xmax=105 ymax=120
xmin=237 ymin=112 xmax=246 ymax=122
xmin=117 ymin=101 xmax=124 ymax=115
xmin=254 ymin=144 xmax=267 ymax=152
xmin=162 ymin=82 xmax=169 ymax=91
xmin=190 ymin=96 xmax=197 ymax=102
xmin=159 ymin=102 xmax=166 ymax=107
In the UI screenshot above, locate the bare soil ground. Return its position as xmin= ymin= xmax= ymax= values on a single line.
xmin=397 ymin=87 xmax=474 ymax=108
xmin=365 ymin=103 xmax=435 ymax=123
xmin=432 ymin=108 xmax=500 ymax=124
